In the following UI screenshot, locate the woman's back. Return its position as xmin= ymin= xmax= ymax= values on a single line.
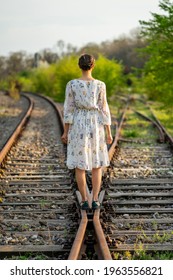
xmin=61 ymin=54 xmax=113 ymax=210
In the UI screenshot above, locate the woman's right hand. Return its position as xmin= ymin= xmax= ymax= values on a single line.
xmin=61 ymin=124 xmax=70 ymax=144
xmin=61 ymin=132 xmax=68 ymax=144
xmin=106 ymin=133 xmax=113 ymax=144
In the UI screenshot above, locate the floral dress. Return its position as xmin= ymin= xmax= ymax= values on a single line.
xmin=63 ymin=79 xmax=111 ymax=170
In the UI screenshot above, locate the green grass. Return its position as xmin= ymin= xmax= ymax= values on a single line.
xmin=4 ymin=253 xmax=50 ymax=260
xmin=112 ymin=250 xmax=173 ymax=260
xmin=123 ymin=129 xmax=139 ymax=138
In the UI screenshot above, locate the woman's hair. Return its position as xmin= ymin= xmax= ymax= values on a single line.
xmin=78 ymin=54 xmax=95 ymax=71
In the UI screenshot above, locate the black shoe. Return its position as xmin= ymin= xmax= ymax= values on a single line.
xmin=92 ymin=200 xmax=100 ymax=210
xmin=80 ymin=201 xmax=89 ymax=210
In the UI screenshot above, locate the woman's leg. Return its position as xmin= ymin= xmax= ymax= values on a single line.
xmin=92 ymin=167 xmax=102 ymax=201
xmin=75 ymin=168 xmax=87 ymax=201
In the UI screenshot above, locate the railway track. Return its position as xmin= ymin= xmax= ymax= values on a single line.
xmin=0 ymin=92 xmax=173 ymax=260
xmin=0 ymin=93 xmax=78 ymax=260
xmin=102 ymin=97 xmax=173 ymax=259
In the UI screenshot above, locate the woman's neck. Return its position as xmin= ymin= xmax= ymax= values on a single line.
xmin=80 ymin=70 xmax=94 ymax=81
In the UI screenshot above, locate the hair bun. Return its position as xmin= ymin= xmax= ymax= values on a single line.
xmin=78 ymin=54 xmax=95 ymax=71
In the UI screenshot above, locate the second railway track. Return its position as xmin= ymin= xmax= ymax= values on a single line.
xmin=102 ymin=97 xmax=173 ymax=259
xmin=0 ymin=93 xmax=78 ymax=259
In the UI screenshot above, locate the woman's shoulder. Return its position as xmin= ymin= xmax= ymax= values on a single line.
xmin=66 ymin=79 xmax=80 ymax=87
xmin=66 ymin=79 xmax=75 ymax=85
xmin=65 ymin=80 xmax=76 ymax=90
xmin=95 ymin=79 xmax=106 ymax=88
xmin=96 ymin=79 xmax=105 ymax=85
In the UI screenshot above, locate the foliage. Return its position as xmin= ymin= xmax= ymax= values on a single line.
xmin=0 ymin=79 xmax=8 ymax=91
xmin=9 ymin=80 xmax=20 ymax=100
xmin=150 ymin=102 xmax=173 ymax=136
xmin=112 ymin=250 xmax=173 ymax=260
xmin=53 ymin=55 xmax=81 ymax=101
xmin=80 ymin=29 xmax=148 ymax=71
xmin=16 ymin=54 xmax=124 ymax=102
xmin=93 ymin=55 xmax=124 ymax=97
xmin=139 ymin=0 xmax=173 ymax=105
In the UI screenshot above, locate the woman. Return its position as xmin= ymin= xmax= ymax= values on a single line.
xmin=61 ymin=54 xmax=113 ymax=210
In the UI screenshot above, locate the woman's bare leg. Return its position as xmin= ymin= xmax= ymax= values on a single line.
xmin=75 ymin=168 xmax=87 ymax=201
xmin=92 ymin=167 xmax=102 ymax=201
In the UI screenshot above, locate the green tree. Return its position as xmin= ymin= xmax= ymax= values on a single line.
xmin=93 ymin=55 xmax=123 ymax=97
xmin=17 ymin=54 xmax=124 ymax=102
xmin=139 ymin=0 xmax=173 ymax=103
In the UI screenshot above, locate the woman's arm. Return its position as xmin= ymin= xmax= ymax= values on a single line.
xmin=61 ymin=123 xmax=69 ymax=144
xmin=98 ymin=82 xmax=113 ymax=144
xmin=61 ymin=81 xmax=75 ymax=144
xmin=105 ymin=125 xmax=113 ymax=144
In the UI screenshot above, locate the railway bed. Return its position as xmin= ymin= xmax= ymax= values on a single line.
xmin=0 ymin=93 xmax=78 ymax=260
xmin=1 ymin=92 xmax=173 ymax=260
xmin=102 ymin=98 xmax=173 ymax=259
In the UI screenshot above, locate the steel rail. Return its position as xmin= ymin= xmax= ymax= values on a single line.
xmin=136 ymin=99 xmax=173 ymax=146
xmin=149 ymin=107 xmax=173 ymax=146
xmin=108 ymin=99 xmax=130 ymax=162
xmin=93 ymin=190 xmax=112 ymax=260
xmin=68 ymin=190 xmax=112 ymax=260
xmin=68 ymin=191 xmax=88 ymax=260
xmin=37 ymin=94 xmax=64 ymax=133
xmin=67 ymin=211 xmax=88 ymax=260
xmin=134 ymin=110 xmax=165 ymax=143
xmin=0 ymin=95 xmax=33 ymax=165
xmin=23 ymin=92 xmax=64 ymax=133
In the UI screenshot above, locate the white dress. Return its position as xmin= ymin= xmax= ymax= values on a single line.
xmin=63 ymin=79 xmax=111 ymax=170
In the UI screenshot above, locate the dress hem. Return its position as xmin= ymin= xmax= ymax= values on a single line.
xmin=67 ymin=164 xmax=110 ymax=171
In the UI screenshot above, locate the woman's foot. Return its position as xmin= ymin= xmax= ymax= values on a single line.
xmin=92 ymin=200 xmax=100 ymax=210
xmin=80 ymin=200 xmax=89 ymax=210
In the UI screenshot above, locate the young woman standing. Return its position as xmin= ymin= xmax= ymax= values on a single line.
xmin=61 ymin=54 xmax=113 ymax=210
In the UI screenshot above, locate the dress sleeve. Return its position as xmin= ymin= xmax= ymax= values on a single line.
xmin=63 ymin=81 xmax=75 ymax=124
xmin=98 ymin=82 xmax=111 ymax=125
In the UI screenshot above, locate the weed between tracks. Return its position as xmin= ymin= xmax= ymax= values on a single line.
xmin=112 ymin=250 xmax=173 ymax=260
xmin=151 ymin=103 xmax=173 ymax=137
xmin=3 ymin=253 xmax=50 ymax=260
xmin=111 ymin=230 xmax=173 ymax=260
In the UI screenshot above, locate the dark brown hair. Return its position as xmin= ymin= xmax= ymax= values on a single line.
xmin=78 ymin=54 xmax=95 ymax=71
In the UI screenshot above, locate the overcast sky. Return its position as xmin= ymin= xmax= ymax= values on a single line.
xmin=0 ymin=0 xmax=161 ymax=56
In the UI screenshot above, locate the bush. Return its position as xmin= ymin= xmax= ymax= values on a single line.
xmin=14 ymin=54 xmax=124 ymax=102
xmin=93 ymin=55 xmax=124 ymax=97
xmin=53 ymin=55 xmax=81 ymax=101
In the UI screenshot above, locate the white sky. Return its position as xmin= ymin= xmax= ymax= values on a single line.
xmin=0 ymin=0 xmax=161 ymax=56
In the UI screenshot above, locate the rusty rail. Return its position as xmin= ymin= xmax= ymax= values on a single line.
xmin=68 ymin=191 xmax=88 ymax=260
xmin=93 ymin=191 xmax=112 ymax=260
xmin=134 ymin=110 xmax=165 ymax=143
xmin=149 ymin=107 xmax=173 ymax=146
xmin=108 ymin=99 xmax=130 ymax=161
xmin=68 ymin=190 xmax=112 ymax=260
xmin=134 ymin=106 xmax=173 ymax=146
xmin=23 ymin=92 xmax=64 ymax=133
xmin=0 ymin=95 xmax=33 ymax=165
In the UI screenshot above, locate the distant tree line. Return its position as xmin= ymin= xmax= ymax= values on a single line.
xmin=0 ymin=28 xmax=147 ymax=79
